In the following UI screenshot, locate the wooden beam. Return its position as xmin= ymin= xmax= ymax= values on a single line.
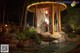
xmin=52 ymin=5 xmax=55 ymax=34
xmin=57 ymin=10 xmax=61 ymax=32
xmin=35 ymin=5 xmax=38 ymax=30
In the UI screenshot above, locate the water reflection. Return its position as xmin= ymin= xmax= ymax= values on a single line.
xmin=10 ymin=42 xmax=76 ymax=53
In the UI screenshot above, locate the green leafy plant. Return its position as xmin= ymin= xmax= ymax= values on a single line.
xmin=68 ymin=33 xmax=76 ymax=38
xmin=16 ymin=27 xmax=41 ymax=47
xmin=23 ymin=27 xmax=41 ymax=44
xmin=62 ymin=6 xmax=80 ymax=35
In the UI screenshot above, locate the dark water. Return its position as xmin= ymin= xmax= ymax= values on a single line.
xmin=10 ymin=42 xmax=77 ymax=53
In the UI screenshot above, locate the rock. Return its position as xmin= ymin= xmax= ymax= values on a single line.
xmin=51 ymin=32 xmax=65 ymax=42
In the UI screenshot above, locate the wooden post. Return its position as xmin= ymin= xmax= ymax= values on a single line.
xmin=35 ymin=5 xmax=38 ymax=30
xmin=52 ymin=5 xmax=55 ymax=34
xmin=59 ymin=10 xmax=61 ymax=32
xmin=33 ymin=13 xmax=34 ymax=27
xmin=56 ymin=11 xmax=59 ymax=32
xmin=57 ymin=10 xmax=61 ymax=32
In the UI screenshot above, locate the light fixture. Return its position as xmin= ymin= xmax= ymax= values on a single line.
xmin=71 ymin=1 xmax=77 ymax=7
xmin=5 ymin=24 xmax=7 ymax=27
xmin=45 ymin=10 xmax=48 ymax=14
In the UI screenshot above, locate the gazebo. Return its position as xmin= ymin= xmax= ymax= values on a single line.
xmin=27 ymin=1 xmax=67 ymax=38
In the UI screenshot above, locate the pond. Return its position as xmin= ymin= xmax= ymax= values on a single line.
xmin=9 ymin=42 xmax=77 ymax=53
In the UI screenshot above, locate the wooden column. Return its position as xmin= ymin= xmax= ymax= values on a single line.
xmin=35 ymin=5 xmax=38 ymax=30
xmin=33 ymin=13 xmax=34 ymax=27
xmin=58 ymin=10 xmax=61 ymax=32
xmin=56 ymin=11 xmax=58 ymax=32
xmin=52 ymin=5 xmax=55 ymax=34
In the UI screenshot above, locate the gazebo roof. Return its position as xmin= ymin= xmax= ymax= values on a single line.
xmin=27 ymin=1 xmax=67 ymax=12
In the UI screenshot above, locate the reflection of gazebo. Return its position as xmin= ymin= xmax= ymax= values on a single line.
xmin=27 ymin=1 xmax=67 ymax=35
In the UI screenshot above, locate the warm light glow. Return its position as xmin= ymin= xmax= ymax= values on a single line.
xmin=45 ymin=18 xmax=49 ymax=24
xmin=71 ymin=1 xmax=77 ymax=7
xmin=45 ymin=10 xmax=48 ymax=14
xmin=5 ymin=24 xmax=7 ymax=27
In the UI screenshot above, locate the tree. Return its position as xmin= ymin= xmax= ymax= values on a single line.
xmin=62 ymin=6 xmax=80 ymax=34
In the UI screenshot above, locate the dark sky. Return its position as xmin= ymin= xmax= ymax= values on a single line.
xmin=0 ymin=0 xmax=80 ymax=26
xmin=0 ymin=0 xmax=25 ymax=25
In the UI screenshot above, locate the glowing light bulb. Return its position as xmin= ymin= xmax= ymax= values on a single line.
xmin=45 ymin=18 xmax=49 ymax=24
xmin=45 ymin=10 xmax=48 ymax=14
xmin=71 ymin=1 xmax=76 ymax=7
xmin=5 ymin=24 xmax=7 ymax=27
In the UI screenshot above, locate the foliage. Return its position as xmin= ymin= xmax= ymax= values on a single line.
xmin=68 ymin=33 xmax=76 ymax=38
xmin=16 ymin=33 xmax=26 ymax=40
xmin=24 ymin=27 xmax=41 ymax=44
xmin=16 ymin=27 xmax=41 ymax=44
xmin=62 ymin=6 xmax=80 ymax=35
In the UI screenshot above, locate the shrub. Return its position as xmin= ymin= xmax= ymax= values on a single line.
xmin=68 ymin=33 xmax=76 ymax=38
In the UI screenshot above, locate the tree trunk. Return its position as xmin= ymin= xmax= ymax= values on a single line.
xmin=23 ymin=9 xmax=28 ymax=31
xmin=2 ymin=1 xmax=5 ymax=33
xmin=20 ymin=0 xmax=27 ymax=32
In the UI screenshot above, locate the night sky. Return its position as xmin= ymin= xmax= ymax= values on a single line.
xmin=0 ymin=0 xmax=80 ymax=26
xmin=0 ymin=0 xmax=26 ymax=25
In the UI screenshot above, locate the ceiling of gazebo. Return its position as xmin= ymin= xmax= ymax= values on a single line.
xmin=27 ymin=2 xmax=67 ymax=13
